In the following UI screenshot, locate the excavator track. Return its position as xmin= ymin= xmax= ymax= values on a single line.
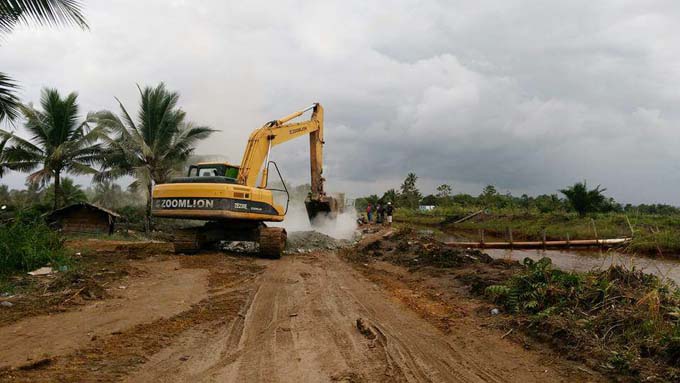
xmin=171 ymin=224 xmax=286 ymax=258
xmin=259 ymin=227 xmax=287 ymax=259
xmin=172 ymin=227 xmax=203 ymax=254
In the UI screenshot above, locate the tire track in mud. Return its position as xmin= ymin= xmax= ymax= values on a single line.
xmin=0 ymin=255 xmax=264 ymax=383
xmin=5 ymin=249 xmax=606 ymax=382
xmin=323 ymin=254 xmax=502 ymax=383
xmin=202 ymin=251 xmax=586 ymax=383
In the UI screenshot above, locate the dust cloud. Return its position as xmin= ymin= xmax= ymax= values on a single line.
xmin=271 ymin=202 xmax=358 ymax=240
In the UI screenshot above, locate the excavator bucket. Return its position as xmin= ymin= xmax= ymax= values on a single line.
xmin=304 ymin=195 xmax=340 ymax=222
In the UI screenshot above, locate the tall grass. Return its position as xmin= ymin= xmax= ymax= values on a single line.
xmin=0 ymin=216 xmax=68 ymax=274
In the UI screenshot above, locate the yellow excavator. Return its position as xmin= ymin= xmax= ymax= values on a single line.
xmin=151 ymin=103 xmax=338 ymax=258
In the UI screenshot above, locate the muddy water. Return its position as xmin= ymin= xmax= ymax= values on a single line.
xmin=485 ymin=248 xmax=680 ymax=285
xmin=415 ymin=227 xmax=680 ymax=285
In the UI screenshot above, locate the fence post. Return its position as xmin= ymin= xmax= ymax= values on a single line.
xmin=542 ymin=229 xmax=546 ymax=250
xmin=566 ymin=233 xmax=570 ymax=249
xmin=625 ymin=215 xmax=634 ymax=237
xmin=508 ymin=227 xmax=513 ymax=249
xmin=480 ymin=229 xmax=485 ymax=249
xmin=591 ymin=219 xmax=600 ymax=249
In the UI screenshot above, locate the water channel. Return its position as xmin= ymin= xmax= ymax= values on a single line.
xmin=416 ymin=227 xmax=680 ymax=285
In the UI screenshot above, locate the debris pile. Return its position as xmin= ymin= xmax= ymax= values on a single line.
xmin=221 ymin=241 xmax=258 ymax=253
xmin=0 ymin=252 xmax=133 ymax=326
xmin=285 ymin=231 xmax=353 ymax=253
xmin=46 ymin=270 xmax=110 ymax=301
xmin=353 ymin=227 xmax=492 ymax=269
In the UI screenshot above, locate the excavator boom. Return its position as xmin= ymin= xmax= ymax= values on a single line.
xmin=237 ymin=103 xmax=336 ymax=220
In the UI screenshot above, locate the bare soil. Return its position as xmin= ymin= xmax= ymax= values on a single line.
xmin=0 ymin=234 xmax=607 ymax=382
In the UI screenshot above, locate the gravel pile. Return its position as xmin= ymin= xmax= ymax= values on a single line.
xmin=285 ymin=231 xmax=353 ymax=253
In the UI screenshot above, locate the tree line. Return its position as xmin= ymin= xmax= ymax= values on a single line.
xmin=0 ymin=85 xmax=216 ymax=231
xmin=356 ymin=173 xmax=680 ymax=217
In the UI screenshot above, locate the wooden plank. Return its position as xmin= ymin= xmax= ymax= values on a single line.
xmin=454 ymin=209 xmax=484 ymax=224
xmin=445 ymin=238 xmax=631 ymax=249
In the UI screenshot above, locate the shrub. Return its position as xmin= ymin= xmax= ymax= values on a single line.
xmin=486 ymin=257 xmax=680 ymax=379
xmin=0 ymin=215 xmax=68 ymax=274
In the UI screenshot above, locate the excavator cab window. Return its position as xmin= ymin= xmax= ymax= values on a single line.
xmin=188 ymin=165 xmax=239 ymax=180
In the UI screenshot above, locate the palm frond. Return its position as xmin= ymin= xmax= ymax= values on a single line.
xmin=115 ymin=96 xmax=138 ymax=134
xmin=0 ymin=0 xmax=88 ymax=35
xmin=0 ymin=72 xmax=20 ymax=122
xmin=0 ymin=130 xmax=10 ymax=176
xmin=4 ymin=130 xmax=44 ymax=155
xmin=39 ymin=88 xmax=80 ymax=145
xmin=26 ymin=167 xmax=51 ymax=186
xmin=64 ymin=161 xmax=96 ymax=175
xmin=19 ymin=103 xmax=51 ymax=147
xmin=3 ymin=142 xmax=42 ymax=164
xmin=93 ymin=166 xmax=133 ymax=183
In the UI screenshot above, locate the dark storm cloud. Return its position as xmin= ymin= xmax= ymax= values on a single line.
xmin=2 ymin=0 xmax=680 ymax=203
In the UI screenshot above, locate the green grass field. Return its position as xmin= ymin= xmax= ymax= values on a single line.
xmin=394 ymin=208 xmax=680 ymax=256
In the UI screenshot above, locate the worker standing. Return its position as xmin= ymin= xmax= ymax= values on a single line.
xmin=376 ymin=203 xmax=384 ymax=224
xmin=385 ymin=202 xmax=394 ymax=225
xmin=366 ymin=203 xmax=373 ymax=223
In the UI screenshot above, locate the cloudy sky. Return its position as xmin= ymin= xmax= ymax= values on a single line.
xmin=3 ymin=0 xmax=680 ymax=204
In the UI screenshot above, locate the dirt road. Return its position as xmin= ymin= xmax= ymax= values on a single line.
xmin=125 ymin=251 xmax=598 ymax=383
xmin=1 ymin=244 xmax=603 ymax=382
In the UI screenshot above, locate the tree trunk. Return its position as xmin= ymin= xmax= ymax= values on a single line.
xmin=53 ymin=171 xmax=61 ymax=210
xmin=145 ymin=180 xmax=153 ymax=233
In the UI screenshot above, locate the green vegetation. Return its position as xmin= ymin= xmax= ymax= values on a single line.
xmin=1 ymin=88 xmax=105 ymax=209
xmin=90 ymin=83 xmax=216 ymax=231
xmin=0 ymin=82 xmax=214 ymax=235
xmin=359 ymin=172 xmax=680 ymax=255
xmin=486 ymin=257 xmax=680 ymax=380
xmin=0 ymin=215 xmax=68 ymax=275
xmin=560 ymin=181 xmax=611 ymax=217
xmin=44 ymin=177 xmax=87 ymax=207
xmin=398 ymin=172 xmax=422 ymax=209
xmin=395 ymin=209 xmax=680 ymax=255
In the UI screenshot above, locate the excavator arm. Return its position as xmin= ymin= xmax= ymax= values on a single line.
xmin=238 ymin=103 xmax=326 ymax=199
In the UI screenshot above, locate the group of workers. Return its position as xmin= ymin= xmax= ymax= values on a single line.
xmin=365 ymin=202 xmax=393 ymax=225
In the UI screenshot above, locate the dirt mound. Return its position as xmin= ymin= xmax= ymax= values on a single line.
xmin=285 ymin=231 xmax=353 ymax=253
xmin=350 ymin=227 xmax=492 ymax=269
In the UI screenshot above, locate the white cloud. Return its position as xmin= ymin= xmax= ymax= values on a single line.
xmin=2 ymin=0 xmax=680 ymax=204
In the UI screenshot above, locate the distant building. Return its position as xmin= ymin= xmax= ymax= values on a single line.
xmin=419 ymin=205 xmax=436 ymax=212
xmin=46 ymin=203 xmax=121 ymax=235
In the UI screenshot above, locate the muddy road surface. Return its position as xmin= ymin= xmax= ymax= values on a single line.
xmin=1 ymin=238 xmax=602 ymax=382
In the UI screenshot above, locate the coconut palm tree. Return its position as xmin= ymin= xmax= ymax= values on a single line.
xmin=0 ymin=0 xmax=88 ymax=123
xmin=90 ymin=179 xmax=124 ymax=209
xmin=1 ymin=88 xmax=105 ymax=209
xmin=90 ymin=83 xmax=216 ymax=231
xmin=44 ymin=177 xmax=86 ymax=207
